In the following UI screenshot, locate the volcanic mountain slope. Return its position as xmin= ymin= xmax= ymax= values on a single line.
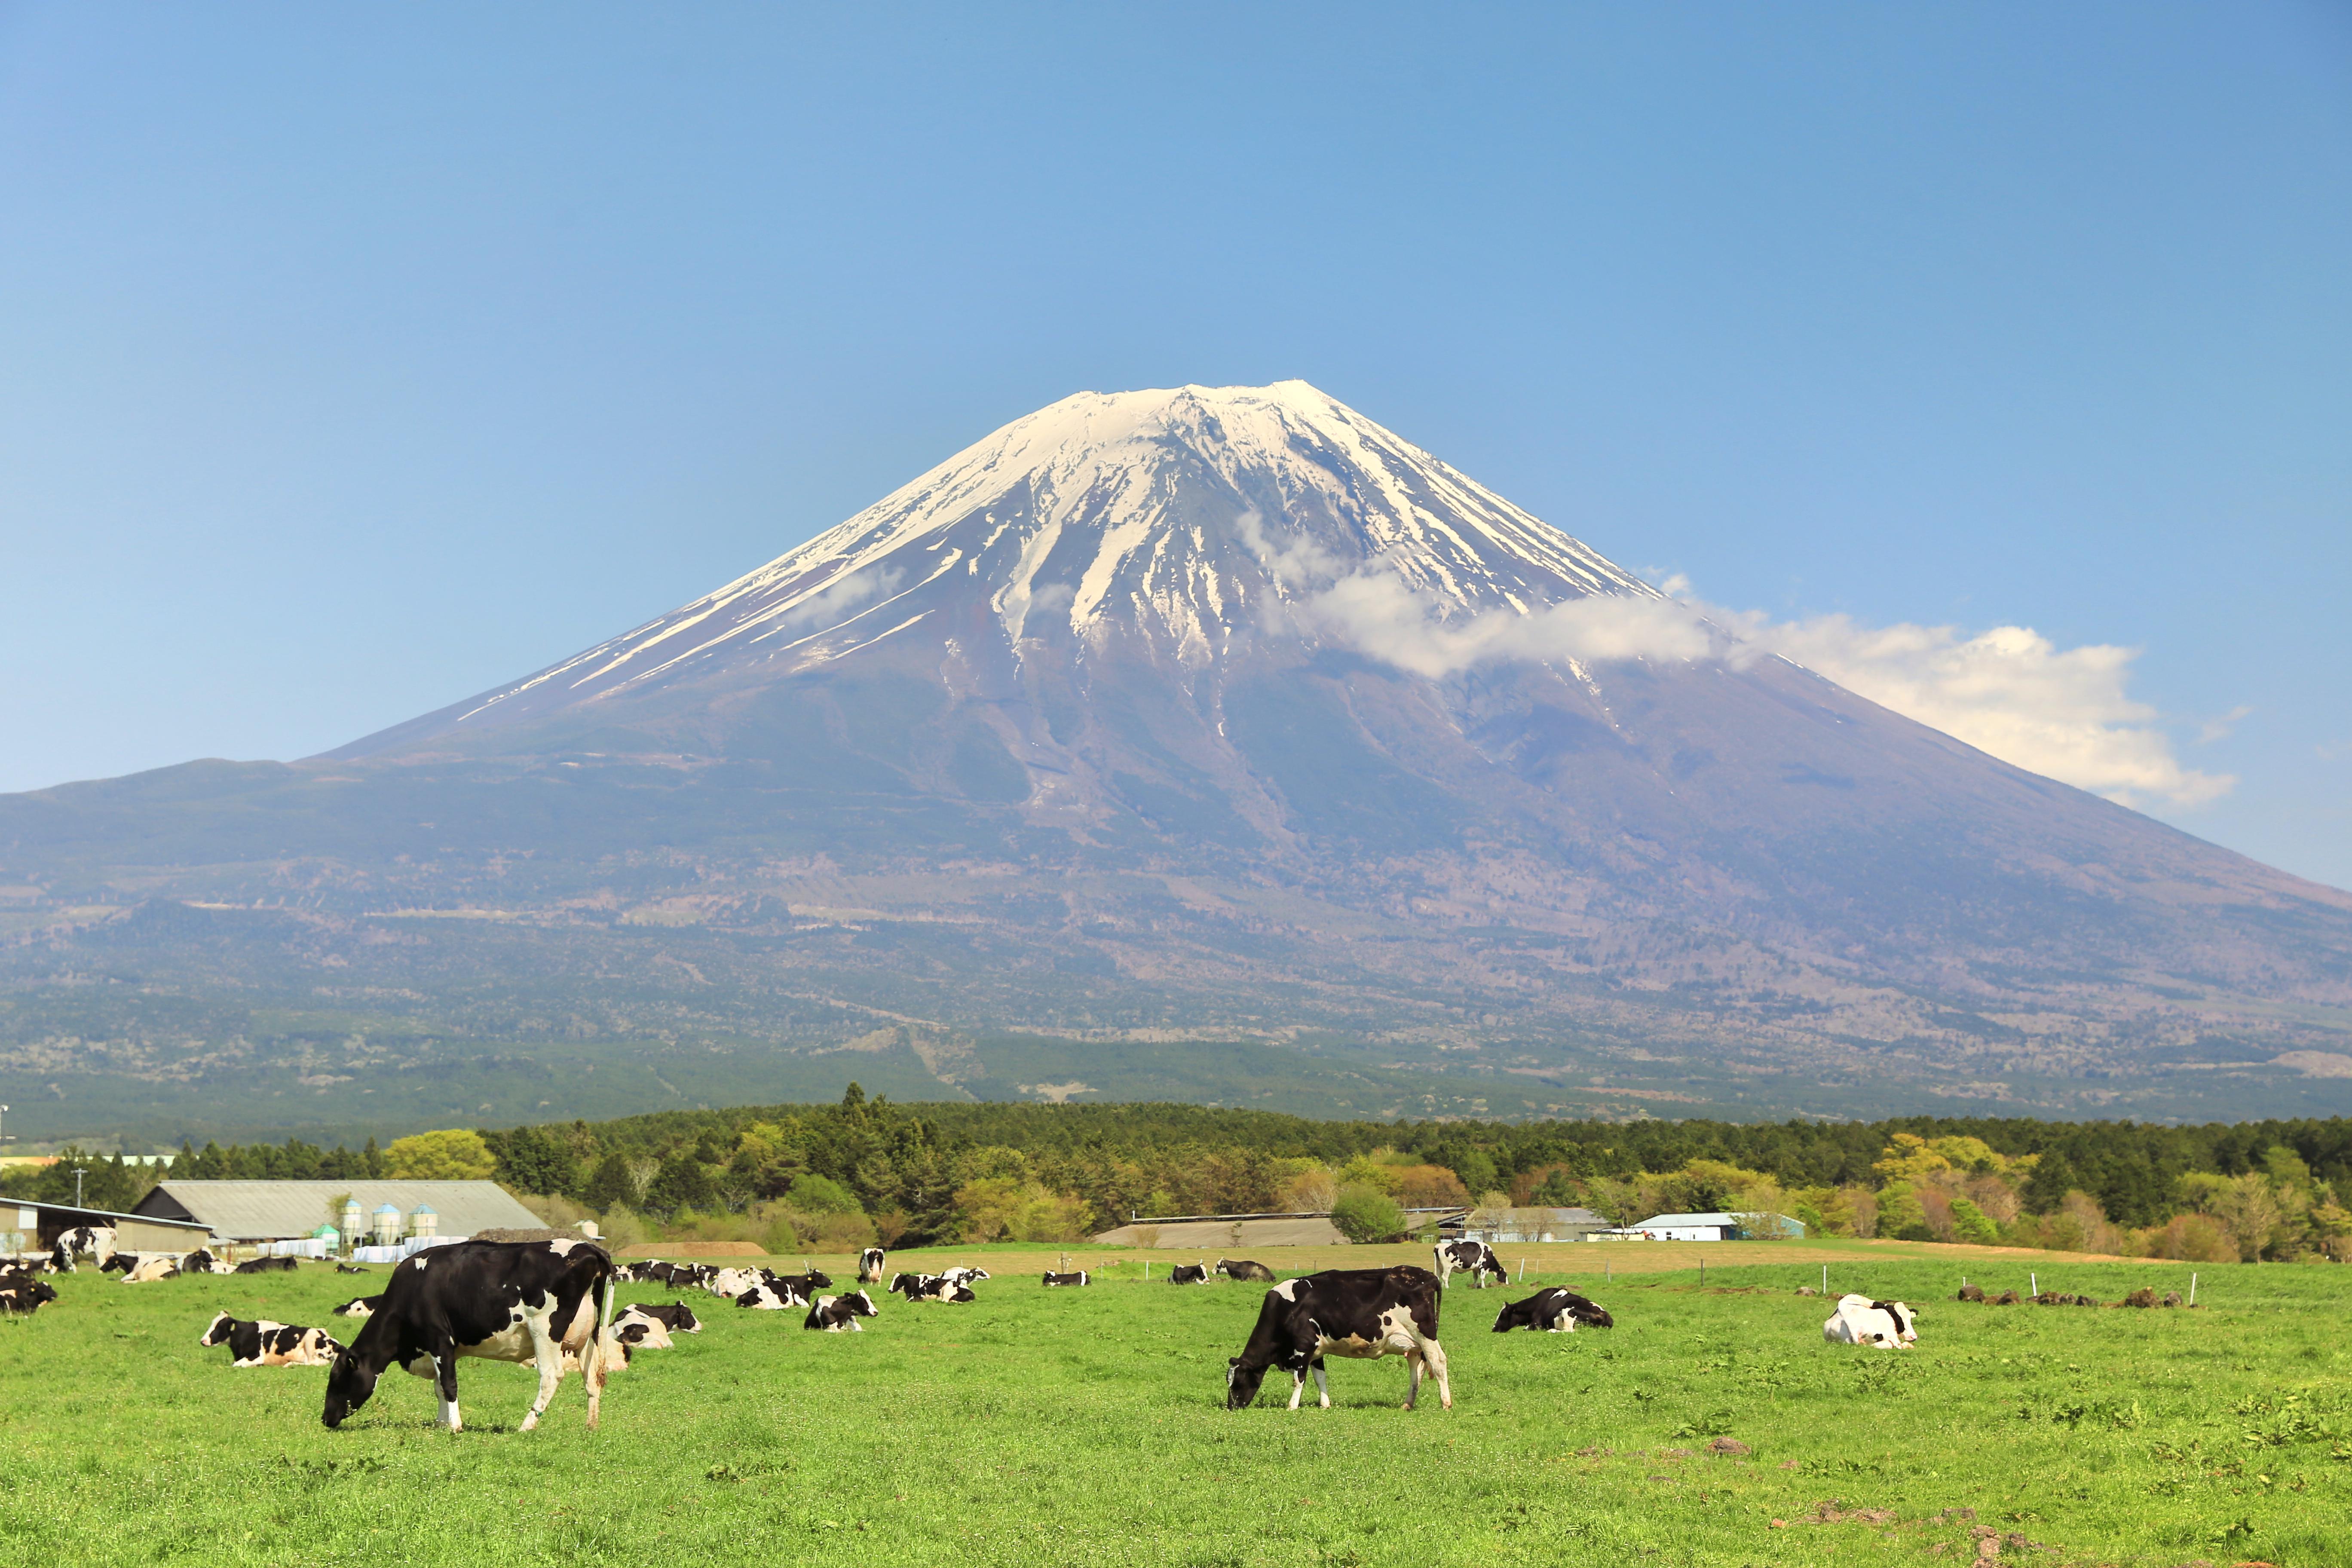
xmin=3 ymin=381 xmax=2349 ymax=1139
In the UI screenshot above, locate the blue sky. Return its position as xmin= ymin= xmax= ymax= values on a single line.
xmin=2 ymin=4 xmax=2346 ymax=885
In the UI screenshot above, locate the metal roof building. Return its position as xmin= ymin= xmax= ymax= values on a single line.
xmin=1629 ymin=1211 xmax=1807 ymax=1241
xmin=133 ymin=1181 xmax=540 ymax=1243
xmin=5 ymin=1197 xmax=210 ymax=1258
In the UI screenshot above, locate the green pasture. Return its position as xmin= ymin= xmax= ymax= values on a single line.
xmin=3 ymin=1246 xmax=2346 ymax=1566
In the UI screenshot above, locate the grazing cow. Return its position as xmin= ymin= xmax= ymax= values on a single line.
xmin=0 ymin=1276 xmax=58 ymax=1315
xmin=1041 ymin=1271 xmax=1089 ymax=1287
xmin=1168 ymin=1264 xmax=1210 ymax=1285
xmin=621 ymin=1301 xmax=701 ymax=1334
xmin=52 ymin=1226 xmax=116 ymax=1272
xmin=117 ymin=1254 xmax=182 ymax=1284
xmin=735 ymin=1281 xmax=807 ymax=1310
xmin=1491 ymin=1288 xmax=1614 ymax=1333
xmin=1433 ymin=1240 xmax=1506 ymax=1289
xmin=858 ymin=1247 xmax=887 ymax=1285
xmin=334 ymin=1295 xmax=382 ymax=1318
xmin=1226 ymin=1266 xmax=1452 ymax=1412
xmin=200 ymin=1311 xmax=342 ymax=1367
xmin=1216 ymin=1258 xmax=1276 ymax=1283
xmin=1822 ymin=1293 xmax=1917 ymax=1349
xmin=321 ymin=1238 xmax=616 ymax=1434
xmin=235 ymin=1256 xmax=299 ymax=1274
xmin=803 ymin=1291 xmax=880 ymax=1332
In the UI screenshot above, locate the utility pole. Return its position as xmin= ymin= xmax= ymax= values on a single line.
xmin=73 ymin=1166 xmax=88 ymax=1208
xmin=0 ymin=1103 xmax=9 ymax=1142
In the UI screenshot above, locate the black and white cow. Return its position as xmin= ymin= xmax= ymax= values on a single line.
xmin=887 ymin=1272 xmax=974 ymax=1303
xmin=1433 ymin=1240 xmax=1506 ymax=1289
xmin=621 ymin=1301 xmax=701 ymax=1334
xmin=200 ymin=1311 xmax=343 ymax=1367
xmin=1168 ymin=1263 xmax=1210 ymax=1285
xmin=735 ymin=1280 xmax=807 ymax=1310
xmin=763 ymin=1269 xmax=831 ymax=1297
xmin=938 ymin=1266 xmax=989 ymax=1287
xmin=334 ymin=1295 xmax=382 ymax=1318
xmin=608 ymin=1311 xmax=674 ymax=1353
xmin=0 ymin=1275 xmax=58 ymax=1315
xmin=235 ymin=1256 xmax=299 ymax=1274
xmin=1216 ymin=1259 xmax=1276 ymax=1283
xmin=181 ymin=1250 xmax=233 ymax=1275
xmin=321 ymin=1238 xmax=616 ymax=1433
xmin=1491 ymin=1288 xmax=1614 ymax=1333
xmin=335 ymin=1263 xmax=370 ymax=1275
xmin=802 ymin=1291 xmax=879 ymax=1332
xmin=1225 ymin=1266 xmax=1452 ymax=1411
xmin=116 ymin=1254 xmax=182 ymax=1284
xmin=1822 ymin=1293 xmax=1917 ymax=1349
xmin=51 ymin=1226 xmax=116 ymax=1272
xmin=1041 ymin=1271 xmax=1089 ymax=1287
xmin=858 ymin=1247 xmax=887 ymax=1285
xmin=704 ymin=1268 xmax=764 ymax=1300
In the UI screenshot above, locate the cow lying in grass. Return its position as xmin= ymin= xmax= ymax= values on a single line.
xmin=621 ymin=1301 xmax=701 ymax=1333
xmin=201 ymin=1311 xmax=342 ymax=1367
xmin=111 ymin=1254 xmax=181 ymax=1284
xmin=1168 ymin=1264 xmax=1209 ymax=1284
xmin=803 ymin=1291 xmax=880 ymax=1332
xmin=735 ymin=1281 xmax=807 ymax=1310
xmin=1041 ymin=1271 xmax=1089 ymax=1286
xmin=1227 ymin=1266 xmax=1451 ymax=1412
xmin=1822 ymin=1293 xmax=1917 ymax=1348
xmin=0 ymin=1274 xmax=58 ymax=1315
xmin=1216 ymin=1259 xmax=1275 ymax=1283
xmin=887 ymin=1273 xmax=976 ymax=1303
xmin=1491 ymin=1287 xmax=1614 ymax=1333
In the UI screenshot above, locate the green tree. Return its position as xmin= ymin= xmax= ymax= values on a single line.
xmin=786 ymin=1173 xmax=862 ymax=1214
xmin=582 ymin=1150 xmax=638 ymax=1212
xmin=1948 ymin=1195 xmax=2000 ymax=1245
xmin=383 ymin=1129 xmax=496 ymax=1181
xmin=1331 ymin=1185 xmax=1406 ymax=1243
xmin=642 ymin=1151 xmax=714 ymax=1218
xmin=1877 ymin=1180 xmax=1932 ymax=1242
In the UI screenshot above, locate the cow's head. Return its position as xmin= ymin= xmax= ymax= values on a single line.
xmin=321 ymin=1346 xmax=379 ymax=1429
xmin=1225 ymin=1357 xmax=1267 ymax=1410
xmin=199 ymin=1311 xmax=235 ymax=1346
xmin=846 ymin=1291 xmax=878 ymax=1317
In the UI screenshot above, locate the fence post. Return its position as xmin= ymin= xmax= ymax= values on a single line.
xmin=1821 ymin=1263 xmax=1827 ymax=1295
xmin=2030 ymin=1271 xmax=2037 ymax=1299
xmin=2189 ymin=1271 xmax=2196 ymax=1307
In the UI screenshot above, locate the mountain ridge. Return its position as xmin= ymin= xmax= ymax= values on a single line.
xmin=3 ymin=381 xmax=2348 ymax=1141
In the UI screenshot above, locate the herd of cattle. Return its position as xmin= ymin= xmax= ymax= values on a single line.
xmin=0 ymin=1227 xmax=1938 ymax=1430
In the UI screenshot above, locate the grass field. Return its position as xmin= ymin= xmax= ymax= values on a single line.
xmin=4 ymin=1240 xmax=2346 ymax=1567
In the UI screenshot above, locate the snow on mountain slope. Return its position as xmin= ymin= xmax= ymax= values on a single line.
xmin=417 ymin=381 xmax=1660 ymax=736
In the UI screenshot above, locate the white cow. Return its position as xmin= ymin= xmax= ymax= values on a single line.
xmin=1822 ymin=1292 xmax=1917 ymax=1348
xmin=704 ymin=1268 xmax=763 ymax=1300
xmin=118 ymin=1254 xmax=182 ymax=1284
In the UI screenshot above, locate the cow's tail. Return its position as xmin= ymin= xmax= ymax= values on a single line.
xmin=587 ymin=1253 xmax=618 ymax=1398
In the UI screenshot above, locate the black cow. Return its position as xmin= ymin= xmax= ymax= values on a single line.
xmin=322 ymin=1239 xmax=616 ymax=1433
xmin=1226 ymin=1266 xmax=1452 ymax=1411
xmin=764 ymin=1269 xmax=831 ymax=1296
xmin=1041 ymin=1271 xmax=1089 ymax=1287
xmin=803 ymin=1291 xmax=880 ymax=1332
xmin=0 ymin=1276 xmax=58 ymax=1315
xmin=333 ymin=1295 xmax=382 ymax=1318
xmin=1433 ymin=1240 xmax=1506 ymax=1289
xmin=1491 ymin=1288 xmax=1614 ymax=1333
xmin=858 ymin=1247 xmax=887 ymax=1284
xmin=200 ymin=1311 xmax=342 ymax=1366
xmin=1216 ymin=1258 xmax=1276 ymax=1283
xmin=1168 ymin=1264 xmax=1210 ymax=1285
xmin=622 ymin=1301 xmax=701 ymax=1334
xmin=235 ymin=1256 xmax=299 ymax=1274
xmin=335 ymin=1263 xmax=370 ymax=1275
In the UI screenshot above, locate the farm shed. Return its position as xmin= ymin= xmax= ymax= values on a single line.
xmin=4 ymin=1198 xmax=210 ymax=1258
xmin=1445 ymin=1207 xmax=1610 ymax=1244
xmin=1627 ymin=1211 xmax=1806 ymax=1242
xmin=133 ymin=1181 xmax=541 ymax=1244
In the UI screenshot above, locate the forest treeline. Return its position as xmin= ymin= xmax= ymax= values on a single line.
xmin=11 ymin=1096 xmax=2352 ymax=1261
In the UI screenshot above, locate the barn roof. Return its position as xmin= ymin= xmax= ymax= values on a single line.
xmin=134 ymin=1181 xmax=540 ymax=1241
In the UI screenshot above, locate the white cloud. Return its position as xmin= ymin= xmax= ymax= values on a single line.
xmin=775 ymin=564 xmax=905 ymax=635
xmin=1292 ymin=551 xmax=2232 ymax=810
xmin=1724 ymin=611 xmax=2233 ymax=809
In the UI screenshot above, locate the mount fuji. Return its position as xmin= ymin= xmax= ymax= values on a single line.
xmin=5 ymin=382 xmax=2349 ymax=1140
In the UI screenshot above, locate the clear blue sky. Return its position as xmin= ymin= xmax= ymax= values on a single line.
xmin=2 ymin=4 xmax=2346 ymax=885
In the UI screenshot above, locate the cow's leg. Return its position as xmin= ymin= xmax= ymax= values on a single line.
xmin=519 ymin=1312 xmax=563 ymax=1433
xmin=1422 ymin=1338 xmax=1452 ymax=1409
xmin=1286 ymin=1365 xmax=1307 ymax=1410
xmin=430 ymin=1342 xmax=463 ymax=1432
xmin=1311 ymin=1360 xmax=1330 ymax=1409
xmin=1403 ymin=1349 xmax=1424 ymax=1409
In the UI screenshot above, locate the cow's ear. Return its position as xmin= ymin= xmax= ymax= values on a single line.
xmin=1228 ymin=1356 xmax=1240 ymax=1366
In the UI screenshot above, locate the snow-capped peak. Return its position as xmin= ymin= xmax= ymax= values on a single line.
xmin=454 ymin=381 xmax=1657 ymax=723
